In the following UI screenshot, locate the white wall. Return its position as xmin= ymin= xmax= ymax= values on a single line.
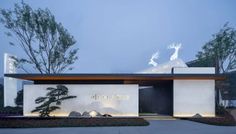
xmin=24 ymin=84 xmax=139 ymax=117
xmin=173 ymin=80 xmax=215 ymax=117
xmin=173 ymin=67 xmax=215 ymax=74
xmin=4 ymin=53 xmax=17 ymax=107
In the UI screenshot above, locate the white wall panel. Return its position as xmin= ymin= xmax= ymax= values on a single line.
xmin=174 ymin=80 xmax=215 ymax=117
xmin=173 ymin=67 xmax=215 ymax=74
xmin=4 ymin=53 xmax=17 ymax=107
xmin=24 ymin=84 xmax=138 ymax=117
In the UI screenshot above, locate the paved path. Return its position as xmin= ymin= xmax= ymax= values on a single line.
xmin=0 ymin=120 xmax=236 ymax=134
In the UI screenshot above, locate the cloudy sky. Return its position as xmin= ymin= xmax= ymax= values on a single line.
xmin=0 ymin=0 xmax=236 ymax=75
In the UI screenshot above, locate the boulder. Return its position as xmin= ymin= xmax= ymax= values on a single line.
xmin=103 ymin=114 xmax=112 ymax=117
xmin=68 ymin=111 xmax=81 ymax=117
xmin=89 ymin=110 xmax=102 ymax=117
xmin=192 ymin=113 xmax=202 ymax=118
xmin=82 ymin=111 xmax=91 ymax=117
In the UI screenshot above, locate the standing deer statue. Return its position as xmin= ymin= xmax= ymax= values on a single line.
xmin=148 ymin=51 xmax=159 ymax=67
xmin=168 ymin=43 xmax=182 ymax=61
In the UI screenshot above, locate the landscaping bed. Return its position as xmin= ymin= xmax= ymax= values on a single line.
xmin=0 ymin=106 xmax=23 ymax=117
xmin=181 ymin=109 xmax=236 ymax=126
xmin=182 ymin=116 xmax=236 ymax=126
xmin=0 ymin=117 xmax=149 ymax=128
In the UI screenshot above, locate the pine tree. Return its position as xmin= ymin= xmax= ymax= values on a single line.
xmin=31 ymin=85 xmax=76 ymax=117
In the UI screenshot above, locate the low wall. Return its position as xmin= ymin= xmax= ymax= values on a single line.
xmin=173 ymin=80 xmax=215 ymax=117
xmin=173 ymin=67 xmax=215 ymax=117
xmin=24 ymin=84 xmax=139 ymax=117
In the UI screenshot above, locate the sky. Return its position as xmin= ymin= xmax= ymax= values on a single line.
xmin=0 ymin=0 xmax=236 ymax=75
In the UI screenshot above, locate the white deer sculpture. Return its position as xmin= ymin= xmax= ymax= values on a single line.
xmin=148 ymin=51 xmax=159 ymax=67
xmin=168 ymin=43 xmax=182 ymax=61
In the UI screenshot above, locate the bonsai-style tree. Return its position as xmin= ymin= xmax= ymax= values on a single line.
xmin=31 ymin=85 xmax=76 ymax=117
xmin=0 ymin=2 xmax=78 ymax=73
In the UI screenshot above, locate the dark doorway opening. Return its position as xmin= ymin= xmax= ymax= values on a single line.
xmin=139 ymin=80 xmax=173 ymax=115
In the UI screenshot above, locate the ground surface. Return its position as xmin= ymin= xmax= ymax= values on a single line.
xmin=0 ymin=120 xmax=236 ymax=134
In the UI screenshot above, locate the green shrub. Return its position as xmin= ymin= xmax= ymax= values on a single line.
xmin=0 ymin=84 xmax=3 ymax=108
xmin=0 ymin=117 xmax=149 ymax=128
xmin=15 ymin=90 xmax=23 ymax=107
xmin=0 ymin=106 xmax=23 ymax=116
xmin=216 ymin=105 xmax=226 ymax=116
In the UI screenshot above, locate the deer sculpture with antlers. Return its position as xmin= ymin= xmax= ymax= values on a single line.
xmin=148 ymin=51 xmax=159 ymax=67
xmin=168 ymin=43 xmax=182 ymax=61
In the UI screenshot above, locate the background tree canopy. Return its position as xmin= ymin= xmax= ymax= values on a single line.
xmin=0 ymin=2 xmax=78 ymax=74
xmin=15 ymin=90 xmax=23 ymax=107
xmin=190 ymin=23 xmax=236 ymax=107
xmin=195 ymin=23 xmax=236 ymax=74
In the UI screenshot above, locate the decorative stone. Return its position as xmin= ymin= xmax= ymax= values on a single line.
xmin=82 ymin=111 xmax=91 ymax=117
xmin=103 ymin=114 xmax=112 ymax=117
xmin=68 ymin=111 xmax=81 ymax=117
xmin=192 ymin=113 xmax=202 ymax=118
xmin=89 ymin=110 xmax=102 ymax=117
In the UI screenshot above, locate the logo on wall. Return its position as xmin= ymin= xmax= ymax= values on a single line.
xmin=91 ymin=94 xmax=130 ymax=101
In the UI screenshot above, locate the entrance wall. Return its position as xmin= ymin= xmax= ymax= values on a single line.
xmin=24 ymin=84 xmax=139 ymax=117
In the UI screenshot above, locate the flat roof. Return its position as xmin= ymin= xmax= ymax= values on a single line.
xmin=4 ymin=73 xmax=226 ymax=81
